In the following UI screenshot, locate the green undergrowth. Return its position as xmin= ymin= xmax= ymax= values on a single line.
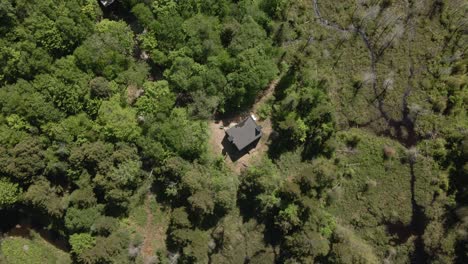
xmin=0 ymin=231 xmax=71 ymax=264
xmin=328 ymin=128 xmax=449 ymax=261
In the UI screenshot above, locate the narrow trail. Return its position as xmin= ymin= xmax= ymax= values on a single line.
xmin=312 ymin=1 xmax=428 ymax=262
xmin=141 ymin=194 xmax=155 ymax=258
xmin=252 ymin=78 xmax=279 ymax=113
xmin=132 ymin=188 xmax=167 ymax=262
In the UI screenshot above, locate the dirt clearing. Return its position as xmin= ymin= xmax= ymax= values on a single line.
xmin=208 ymin=79 xmax=278 ymax=174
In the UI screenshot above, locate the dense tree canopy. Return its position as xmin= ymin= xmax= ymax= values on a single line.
xmin=0 ymin=0 xmax=466 ymax=263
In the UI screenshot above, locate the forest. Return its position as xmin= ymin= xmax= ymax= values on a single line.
xmin=0 ymin=0 xmax=466 ymax=263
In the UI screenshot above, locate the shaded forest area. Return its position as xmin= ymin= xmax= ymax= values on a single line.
xmin=0 ymin=0 xmax=467 ymax=263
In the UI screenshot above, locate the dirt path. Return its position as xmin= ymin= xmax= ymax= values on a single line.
xmin=135 ymin=193 xmax=167 ymax=263
xmin=141 ymin=194 xmax=155 ymax=258
xmin=252 ymin=78 xmax=278 ymax=113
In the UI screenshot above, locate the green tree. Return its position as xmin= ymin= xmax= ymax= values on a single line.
xmin=94 ymin=160 xmax=142 ymax=210
xmin=74 ymin=19 xmax=134 ymax=79
xmin=275 ymin=203 xmax=302 ymax=233
xmin=0 ymin=137 xmax=46 ymax=183
xmin=0 ymin=178 xmax=21 ymax=209
xmin=261 ymin=0 xmax=290 ymax=19
xmin=167 ymin=207 xmax=211 ymax=262
xmin=151 ymin=11 xmax=185 ymax=60
xmin=0 ymin=122 xmax=30 ymax=148
xmin=151 ymin=0 xmax=177 ymax=16
xmin=328 ymin=225 xmax=379 ymax=264
xmin=183 ymin=14 xmax=223 ymax=62
xmin=0 ymin=80 xmax=64 ymax=126
xmin=273 ymin=78 xmax=335 ymax=156
xmin=283 ymin=224 xmax=331 ymax=262
xmin=69 ymin=233 xmax=96 ymax=255
xmin=211 ymin=217 xmax=275 ymax=263
xmin=160 ymin=157 xmax=237 ymax=221
xmin=22 ymin=178 xmax=64 ymax=218
xmin=79 ymin=230 xmax=130 ymax=264
xmin=0 ymin=0 xmax=98 ymax=84
xmin=89 ymin=77 xmax=112 ymax=99
xmin=188 ymin=90 xmax=220 ymax=119
xmin=295 ymin=158 xmax=337 ymax=198
xmin=197 ymin=0 xmax=230 ymax=17
xmin=164 ymin=56 xmax=206 ymax=93
xmin=96 ymin=96 xmax=142 ymax=142
xmin=65 ymin=206 xmax=103 ymax=233
xmin=91 ymin=216 xmax=119 ymax=237
xmin=226 ymin=46 xmax=278 ymax=108
xmin=43 ymin=55 xmax=91 ymax=114
xmin=68 ymin=187 xmax=97 ymax=209
xmin=134 ymin=80 xmax=175 ymax=117
xmin=239 ymin=158 xmax=282 ymax=216
xmin=131 ymin=3 xmax=154 ymax=28
xmin=171 ymin=207 xmax=192 ymax=229
xmin=68 ymin=141 xmax=114 ymax=176
xmin=43 ymin=113 xmax=97 ymax=144
xmin=228 ymin=16 xmax=269 ymax=55
xmin=181 ymin=229 xmax=210 ymax=263
xmin=185 ymin=163 xmax=237 ymax=218
xmin=155 ymin=108 xmax=208 ymax=160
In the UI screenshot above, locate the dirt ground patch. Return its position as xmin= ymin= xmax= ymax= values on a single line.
xmin=133 ymin=194 xmax=168 ymax=263
xmin=209 ymin=79 xmax=278 ymax=174
xmin=140 ymin=195 xmax=156 ymax=258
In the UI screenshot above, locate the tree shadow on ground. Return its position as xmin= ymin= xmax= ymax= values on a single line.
xmin=273 ymin=68 xmax=296 ymax=102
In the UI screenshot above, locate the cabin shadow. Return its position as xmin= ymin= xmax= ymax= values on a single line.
xmin=221 ymin=135 xmax=260 ymax=162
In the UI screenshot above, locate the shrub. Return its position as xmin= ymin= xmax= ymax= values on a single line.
xmin=0 ymin=178 xmax=21 ymax=209
xmin=406 ymin=147 xmax=419 ymax=164
xmin=69 ymin=233 xmax=96 ymax=255
xmin=345 ymin=133 xmax=361 ymax=149
xmin=364 ymin=179 xmax=377 ymax=192
xmin=257 ymin=102 xmax=272 ymax=120
xmin=383 ymin=146 xmax=396 ymax=159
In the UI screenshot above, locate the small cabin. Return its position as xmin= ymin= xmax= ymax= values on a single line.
xmin=100 ymin=0 xmax=115 ymax=7
xmin=225 ymin=116 xmax=262 ymax=151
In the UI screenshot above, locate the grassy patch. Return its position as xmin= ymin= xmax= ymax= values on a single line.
xmin=0 ymin=232 xmax=71 ymax=264
xmin=129 ymin=204 xmax=148 ymax=227
xmin=328 ymin=129 xmax=413 ymax=257
xmin=125 ymin=194 xmax=170 ymax=261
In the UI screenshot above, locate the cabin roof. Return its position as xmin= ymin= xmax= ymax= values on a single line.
xmin=225 ymin=116 xmax=262 ymax=151
xmin=100 ymin=0 xmax=115 ymax=7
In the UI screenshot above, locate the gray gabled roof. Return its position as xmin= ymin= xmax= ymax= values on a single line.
xmin=225 ymin=116 xmax=262 ymax=151
xmin=100 ymin=0 xmax=115 ymax=7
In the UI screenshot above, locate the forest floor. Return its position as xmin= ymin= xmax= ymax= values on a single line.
xmin=208 ymin=79 xmax=278 ymax=174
